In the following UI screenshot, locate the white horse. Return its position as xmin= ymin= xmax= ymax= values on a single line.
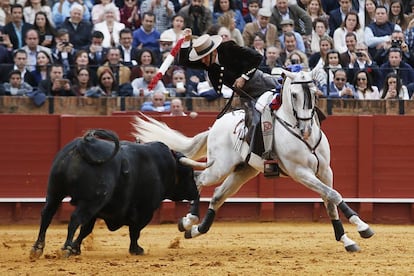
xmin=133 ymin=70 xmax=374 ymax=252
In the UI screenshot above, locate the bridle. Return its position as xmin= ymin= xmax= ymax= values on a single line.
xmin=290 ymin=81 xmax=316 ymax=125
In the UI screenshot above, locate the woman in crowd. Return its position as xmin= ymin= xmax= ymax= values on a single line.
xmin=72 ymin=67 xmax=94 ymax=96
xmin=388 ymin=0 xmax=411 ymax=31
xmin=120 ymin=0 xmax=140 ymax=31
xmin=213 ymin=0 xmax=245 ymax=32
xmin=98 ymin=68 xmax=118 ymax=97
xmin=333 ymin=11 xmax=364 ymax=54
xmin=161 ymin=14 xmax=185 ymax=47
xmin=31 ymin=50 xmax=51 ymax=87
xmin=307 ymin=0 xmax=327 ymax=22
xmin=363 ymin=0 xmax=377 ymax=29
xmin=130 ymin=48 xmax=157 ymax=80
xmin=66 ymin=50 xmax=98 ymax=86
xmin=218 ymin=11 xmax=244 ymax=46
xmin=92 ymin=0 xmax=120 ymax=24
xmin=23 ymin=0 xmax=53 ymax=27
xmin=94 ymin=3 xmax=125 ymax=48
xmin=309 ymin=34 xmax=334 ymax=69
xmin=352 ymin=70 xmax=380 ymax=99
xmin=310 ymin=17 xmax=329 ymax=54
xmin=380 ymin=72 xmax=409 ymax=99
xmin=285 ymin=50 xmax=309 ymax=69
xmin=33 ymin=11 xmax=56 ymax=48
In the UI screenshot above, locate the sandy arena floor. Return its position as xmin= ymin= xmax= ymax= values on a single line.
xmin=0 ymin=221 xmax=413 ymax=275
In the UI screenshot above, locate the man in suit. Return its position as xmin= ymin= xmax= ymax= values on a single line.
xmin=118 ymin=28 xmax=139 ymax=67
xmin=37 ymin=63 xmax=75 ymax=96
xmin=177 ymin=0 xmax=212 ymax=37
xmin=21 ymin=29 xmax=53 ymax=71
xmin=178 ymin=28 xmax=281 ymax=175
xmin=243 ymin=8 xmax=280 ymax=48
xmin=88 ymin=31 xmax=109 ymax=68
xmin=2 ymin=4 xmax=33 ymax=50
xmin=269 ymin=0 xmax=312 ymax=37
xmin=326 ymin=68 xmax=358 ymax=98
xmin=0 ymin=49 xmax=36 ymax=87
xmin=328 ymin=0 xmax=353 ymax=37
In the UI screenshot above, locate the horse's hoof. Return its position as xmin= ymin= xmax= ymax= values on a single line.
xmin=345 ymin=243 xmax=360 ymax=252
xmin=58 ymin=248 xmax=72 ymax=258
xmin=178 ymin=218 xmax=186 ymax=232
xmin=29 ymin=247 xmax=43 ymax=260
xmin=184 ymin=230 xmax=193 ymax=239
xmin=359 ymin=227 xmax=375 ymax=239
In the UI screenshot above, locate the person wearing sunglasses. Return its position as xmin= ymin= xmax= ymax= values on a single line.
xmin=326 ymin=68 xmax=358 ymax=99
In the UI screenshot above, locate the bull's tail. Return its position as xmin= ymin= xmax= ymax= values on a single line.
xmin=78 ymin=129 xmax=120 ymax=165
xmin=133 ymin=114 xmax=208 ymax=160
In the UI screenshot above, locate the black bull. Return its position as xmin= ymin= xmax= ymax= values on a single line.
xmin=30 ymin=129 xmax=200 ymax=259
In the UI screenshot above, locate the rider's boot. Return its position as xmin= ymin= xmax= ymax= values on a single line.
xmin=261 ymin=105 xmax=279 ymax=177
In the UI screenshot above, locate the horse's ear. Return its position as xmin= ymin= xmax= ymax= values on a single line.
xmin=280 ymin=69 xmax=296 ymax=80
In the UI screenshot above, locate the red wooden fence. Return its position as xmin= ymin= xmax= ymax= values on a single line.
xmin=0 ymin=114 xmax=413 ymax=224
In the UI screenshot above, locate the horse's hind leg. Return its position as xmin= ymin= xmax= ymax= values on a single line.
xmin=184 ymin=166 xmax=259 ymax=239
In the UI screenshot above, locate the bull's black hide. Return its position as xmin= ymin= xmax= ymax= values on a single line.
xmin=30 ymin=129 xmax=198 ymax=258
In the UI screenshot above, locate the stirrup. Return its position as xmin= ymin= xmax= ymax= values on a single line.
xmin=264 ymin=160 xmax=279 ymax=178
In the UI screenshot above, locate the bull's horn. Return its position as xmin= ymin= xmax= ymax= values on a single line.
xmin=179 ymin=157 xmax=213 ymax=169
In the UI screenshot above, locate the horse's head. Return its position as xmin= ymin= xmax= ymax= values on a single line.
xmin=280 ymin=70 xmax=317 ymax=140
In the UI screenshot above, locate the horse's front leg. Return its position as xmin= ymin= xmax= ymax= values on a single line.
xmin=178 ymin=195 xmax=200 ymax=232
xmin=184 ymin=166 xmax=259 ymax=239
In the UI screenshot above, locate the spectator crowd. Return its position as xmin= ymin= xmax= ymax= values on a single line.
xmin=1 ymin=0 xmax=414 ymax=113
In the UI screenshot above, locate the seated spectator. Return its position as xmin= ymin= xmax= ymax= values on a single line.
xmin=333 ymin=10 xmax=365 ymax=54
xmin=279 ymin=31 xmax=305 ymax=66
xmin=91 ymin=0 xmax=120 ymax=25
xmin=251 ymin=32 xmax=266 ymax=58
xmin=166 ymin=68 xmax=196 ymax=97
xmin=352 ymin=70 xmax=381 ymax=99
xmin=178 ymin=0 xmax=213 ymax=37
xmin=213 ymin=0 xmax=245 ymax=32
xmin=67 ymin=49 xmax=98 ymax=86
xmin=285 ymin=50 xmax=309 ymax=70
xmin=169 ymin=98 xmax=198 ymax=117
xmin=325 ymin=69 xmax=358 ymax=98
xmin=310 ymin=17 xmax=328 ymax=54
xmin=2 ymin=4 xmax=33 ymax=50
xmin=259 ymin=46 xmax=282 ymax=74
xmin=97 ymin=47 xmax=131 ymax=86
xmin=309 ymin=35 xmax=334 ymax=70
xmin=52 ymin=0 xmax=90 ymax=28
xmin=72 ymin=67 xmax=94 ymax=96
xmin=388 ymin=0 xmax=410 ymax=32
xmin=96 ymin=68 xmax=119 ymax=97
xmin=363 ymin=0 xmax=377 ymax=30
xmin=38 ymin=63 xmax=75 ymax=96
xmin=132 ymin=12 xmax=160 ymax=56
xmin=278 ymin=19 xmax=306 ymax=54
xmin=375 ymin=30 xmax=414 ymax=67
xmin=93 ymin=3 xmax=125 ymax=48
xmin=118 ymin=28 xmax=139 ymax=67
xmin=0 ymin=30 xmax=13 ymax=63
xmin=365 ymin=5 xmax=402 ymax=59
xmin=130 ymin=48 xmax=157 ymax=80
xmin=243 ymin=8 xmax=279 ymax=48
xmin=141 ymin=91 xmax=171 ymax=112
xmin=307 ymin=0 xmax=328 ymax=23
xmin=60 ymin=3 xmax=92 ymax=50
xmin=131 ymin=64 xmax=166 ymax=97
xmin=33 ymin=11 xmax=56 ymax=49
xmin=161 ymin=14 xmax=185 ymax=47
xmin=23 ymin=0 xmax=53 ymax=27
xmin=380 ymin=72 xmax=409 ymax=99
xmin=328 ymin=0 xmax=353 ymax=37
xmin=51 ymin=28 xmax=75 ymax=76
xmin=218 ymin=10 xmax=244 ymax=46
xmin=88 ymin=31 xmax=109 ymax=68
xmin=378 ymin=47 xmax=414 ymax=93
xmin=243 ymin=0 xmax=260 ymax=24
xmin=0 ymin=0 xmax=11 ymax=27
xmin=31 ymin=50 xmax=52 ymax=87
xmin=120 ymin=0 xmax=140 ymax=31
xmin=140 ymin=0 xmax=175 ymax=34
xmin=22 ymin=29 xmax=53 ymax=71
xmin=0 ymin=49 xmax=36 ymax=87
xmin=347 ymin=42 xmax=381 ymax=86
xmin=0 ymin=70 xmax=33 ymax=96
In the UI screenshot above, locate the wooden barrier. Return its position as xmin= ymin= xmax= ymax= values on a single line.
xmin=3 ymin=96 xmax=414 ymax=115
xmin=1 ymin=113 xmax=414 ymax=224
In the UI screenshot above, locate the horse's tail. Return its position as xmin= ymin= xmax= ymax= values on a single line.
xmin=132 ymin=114 xmax=208 ymax=160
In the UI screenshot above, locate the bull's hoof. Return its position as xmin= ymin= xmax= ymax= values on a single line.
xmin=178 ymin=218 xmax=186 ymax=232
xmin=359 ymin=227 xmax=375 ymax=239
xmin=345 ymin=243 xmax=360 ymax=252
xmin=129 ymin=246 xmax=144 ymax=255
xmin=29 ymin=246 xmax=43 ymax=260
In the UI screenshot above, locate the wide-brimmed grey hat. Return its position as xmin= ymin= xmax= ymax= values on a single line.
xmin=189 ymin=34 xmax=222 ymax=61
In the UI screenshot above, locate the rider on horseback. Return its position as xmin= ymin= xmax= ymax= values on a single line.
xmin=178 ymin=29 xmax=280 ymax=175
